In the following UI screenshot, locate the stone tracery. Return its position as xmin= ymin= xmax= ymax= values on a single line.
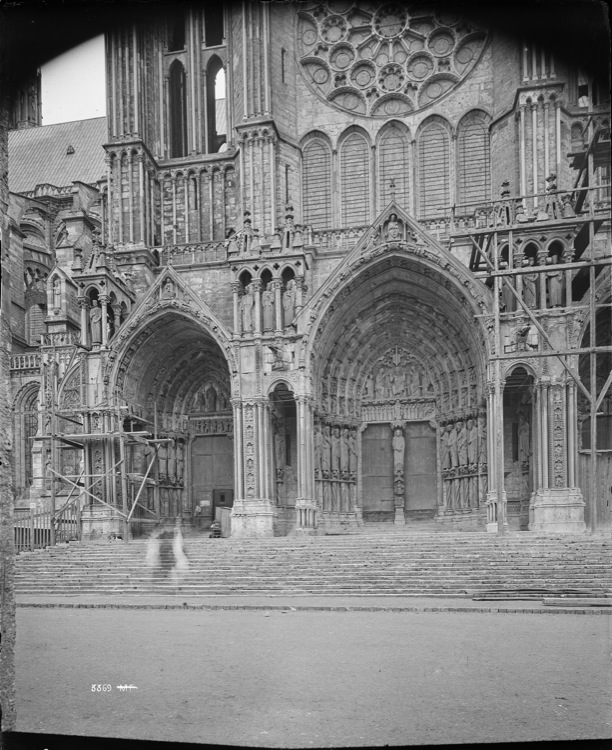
xmin=298 ymin=2 xmax=487 ymax=117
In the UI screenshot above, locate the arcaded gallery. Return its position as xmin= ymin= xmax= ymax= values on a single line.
xmin=7 ymin=2 xmax=611 ymax=541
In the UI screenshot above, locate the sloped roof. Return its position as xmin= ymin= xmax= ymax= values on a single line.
xmin=8 ymin=117 xmax=107 ymax=194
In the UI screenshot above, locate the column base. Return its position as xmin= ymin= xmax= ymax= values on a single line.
xmin=394 ymin=506 xmax=406 ymax=525
xmin=230 ymin=499 xmax=276 ymax=538
xmin=528 ymin=488 xmax=586 ymax=533
xmin=81 ymin=503 xmax=124 ymax=540
xmin=291 ymin=499 xmax=317 ymax=535
xmin=485 ymin=489 xmax=509 ymax=533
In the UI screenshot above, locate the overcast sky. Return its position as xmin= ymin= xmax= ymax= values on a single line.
xmin=41 ymin=35 xmax=106 ymax=124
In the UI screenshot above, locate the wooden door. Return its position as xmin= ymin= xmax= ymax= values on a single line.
xmin=404 ymin=422 xmax=437 ymax=519
xmin=192 ymin=435 xmax=234 ymax=521
xmin=361 ymin=424 xmax=393 ymax=520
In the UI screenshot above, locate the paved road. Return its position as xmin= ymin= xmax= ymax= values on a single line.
xmin=16 ymin=607 xmax=612 ymax=747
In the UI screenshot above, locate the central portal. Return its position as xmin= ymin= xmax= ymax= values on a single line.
xmin=310 ymin=243 xmax=488 ymax=532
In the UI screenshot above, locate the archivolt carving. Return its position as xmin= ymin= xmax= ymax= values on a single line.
xmin=107 ymin=268 xmax=238 ymax=392
xmin=301 ymin=232 xmax=491 ymax=369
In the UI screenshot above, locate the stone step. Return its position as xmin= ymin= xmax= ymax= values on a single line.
xmin=16 ymin=531 xmax=612 ymax=598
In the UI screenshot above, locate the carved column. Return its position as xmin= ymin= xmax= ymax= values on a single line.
xmin=530 ymin=376 xmax=585 ymax=532
xmin=486 ymin=380 xmax=507 ymax=531
xmin=550 ymin=381 xmax=568 ymax=488
xmin=99 ymin=295 xmax=109 ymax=348
xmin=171 ymin=174 xmax=178 ymax=245
xmin=159 ymin=176 xmax=166 ymax=244
xmin=563 ymin=245 xmax=573 ymax=307
xmin=251 ymin=279 xmax=262 ymax=336
xmin=272 ymin=279 xmax=283 ymax=335
xmin=78 ymin=297 xmax=89 ymax=347
xmin=184 ymin=174 xmax=190 ymax=244
xmin=555 ymin=99 xmax=562 ymax=175
xmin=137 ymin=152 xmax=145 ymax=244
xmin=105 ymin=156 xmax=113 ymax=243
xmin=514 ymin=244 xmax=525 ymax=301
xmin=357 ymin=423 xmax=366 ymax=519
xmin=118 ymin=155 xmax=124 ymax=244
xmin=243 ymin=403 xmax=257 ymax=501
xmin=531 ymin=101 xmax=539 ymax=205
xmin=127 ymin=153 xmax=134 ymax=243
xmin=231 ymin=281 xmax=242 ymax=336
xmin=540 ymin=379 xmax=550 ymax=489
xmin=567 ymin=379 xmax=576 ymax=487
xmin=436 ymin=422 xmax=445 ymax=517
xmin=228 ymin=399 xmax=275 ymax=536
xmin=537 ymin=248 xmax=547 ymax=308
xmin=295 ymin=396 xmax=315 ymax=531
xmin=519 ymin=104 xmax=527 ymax=198
xmin=232 ymin=399 xmax=244 ymax=501
xmin=258 ymin=400 xmax=270 ymax=501
xmin=295 ymin=276 xmax=305 ymax=316
xmin=391 ymin=423 xmax=406 ymax=525
xmin=543 ymin=99 xmax=550 ymax=180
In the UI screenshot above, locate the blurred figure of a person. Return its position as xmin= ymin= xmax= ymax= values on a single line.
xmin=145 ymin=520 xmax=189 ymax=585
xmin=171 ymin=521 xmax=189 ymax=585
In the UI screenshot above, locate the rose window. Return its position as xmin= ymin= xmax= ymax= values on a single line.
xmin=298 ymin=2 xmax=486 ymax=117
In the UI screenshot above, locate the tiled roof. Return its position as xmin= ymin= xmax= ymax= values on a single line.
xmin=8 ymin=117 xmax=107 ymax=194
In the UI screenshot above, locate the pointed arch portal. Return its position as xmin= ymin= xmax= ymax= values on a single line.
xmin=310 ymin=251 xmax=489 ymax=526
xmin=114 ymin=309 xmax=234 ymax=527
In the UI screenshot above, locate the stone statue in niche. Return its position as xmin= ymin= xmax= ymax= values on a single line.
xmin=205 ymin=386 xmax=217 ymax=413
xmin=275 ymin=430 xmax=286 ymax=481
xmin=282 ymin=279 xmax=296 ymax=328
xmin=157 ymin=442 xmax=168 ymax=482
xmin=340 ymin=427 xmax=350 ymax=478
xmin=321 ymin=424 xmax=331 ymax=477
xmin=441 ymin=425 xmax=452 ymax=470
xmin=241 ymin=285 xmax=254 ymax=332
xmin=314 ymin=422 xmax=322 ymax=476
xmin=392 ymin=427 xmax=405 ymax=476
xmin=522 ymin=258 xmax=538 ymax=309
xmin=89 ymin=300 xmax=102 ymax=344
xmin=375 ymin=368 xmax=386 ymax=399
xmin=52 ymin=277 xmax=61 ymax=311
xmin=457 ymin=420 xmax=468 ymax=466
xmin=546 ymin=256 xmax=564 ymax=307
xmin=447 ymin=422 xmax=459 ymax=468
xmin=467 ymin=419 xmax=478 ymax=466
xmin=162 ymin=278 xmax=175 ymax=299
xmin=241 ymin=213 xmax=253 ymax=254
xmin=478 ymin=415 xmax=487 ymax=465
xmin=331 ymin=426 xmax=341 ymax=477
xmin=348 ymin=427 xmax=357 ymax=478
xmin=167 ymin=439 xmax=177 ymax=484
xmin=518 ymin=412 xmax=531 ymax=467
xmin=176 ymin=440 xmax=184 ymax=485
xmin=262 ymin=287 xmax=275 ymax=331
xmin=385 ymin=213 xmax=402 ymax=242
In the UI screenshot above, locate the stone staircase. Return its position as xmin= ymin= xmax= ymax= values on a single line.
xmin=14 ymin=529 xmax=612 ymax=598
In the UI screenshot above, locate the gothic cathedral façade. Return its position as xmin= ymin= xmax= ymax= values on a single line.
xmin=7 ymin=2 xmax=611 ymax=538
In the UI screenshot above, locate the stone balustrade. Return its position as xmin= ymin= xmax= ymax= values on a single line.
xmin=10 ymin=354 xmax=41 ymax=371
xmin=155 ymin=241 xmax=227 ymax=266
